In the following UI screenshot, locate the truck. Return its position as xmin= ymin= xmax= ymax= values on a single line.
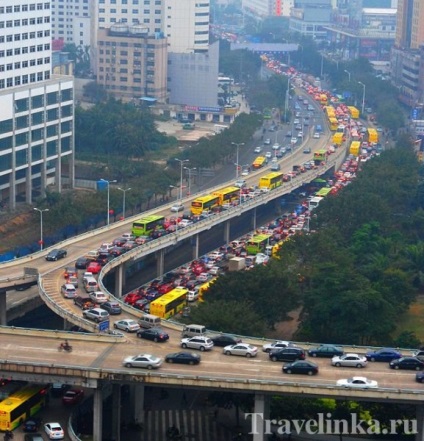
xmin=228 ymin=257 xmax=246 ymax=272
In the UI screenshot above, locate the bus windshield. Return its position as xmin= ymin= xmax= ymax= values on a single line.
xmin=132 ymin=215 xmax=165 ymax=237
xmin=149 ymin=287 xmax=188 ymax=319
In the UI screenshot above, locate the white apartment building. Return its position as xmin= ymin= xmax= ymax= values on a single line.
xmin=50 ymin=0 xmax=91 ymax=47
xmin=242 ymin=0 xmax=294 ymax=19
xmin=0 ymin=1 xmax=74 ymax=209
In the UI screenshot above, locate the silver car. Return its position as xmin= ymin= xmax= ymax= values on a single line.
xmin=332 ymin=353 xmax=368 ymax=368
xmin=223 ymin=343 xmax=258 ymax=357
xmin=181 ymin=336 xmax=214 ymax=351
xmin=123 ymin=354 xmax=162 ymax=369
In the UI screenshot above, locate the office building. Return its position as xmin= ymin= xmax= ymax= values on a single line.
xmin=289 ymin=0 xmax=333 ymax=40
xmin=242 ymin=0 xmax=295 ymax=19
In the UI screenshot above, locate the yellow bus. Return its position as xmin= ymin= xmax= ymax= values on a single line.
xmin=332 ymin=132 xmax=343 ymax=145
xmin=252 ymin=156 xmax=267 ymax=169
xmin=350 ymin=140 xmax=361 ymax=156
xmin=328 ymin=117 xmax=339 ymax=131
xmin=325 ymin=106 xmax=336 ymax=118
xmin=190 ymin=194 xmax=220 ymax=215
xmin=212 ymin=186 xmax=240 ymax=205
xmin=198 ymin=278 xmax=217 ymax=302
xmin=0 ymin=384 xmax=49 ymax=431
xmin=259 ymin=172 xmax=284 ymax=190
xmin=319 ymin=94 xmax=328 ymax=105
xmin=367 ymin=128 xmax=379 ymax=144
xmin=348 ymin=106 xmax=360 ymax=119
xmin=132 ymin=215 xmax=165 ymax=237
xmin=246 ymin=234 xmax=272 ymax=255
xmin=149 ymin=287 xmax=188 ymax=319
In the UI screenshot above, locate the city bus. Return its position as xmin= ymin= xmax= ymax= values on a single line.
xmin=367 ymin=128 xmax=379 ymax=144
xmin=332 ymin=132 xmax=343 ymax=145
xmin=315 ymin=187 xmax=332 ymax=197
xmin=149 ymin=287 xmax=188 ymax=319
xmin=132 ymin=215 xmax=165 ymax=237
xmin=328 ymin=117 xmax=339 ymax=131
xmin=313 ymin=149 xmax=327 ymax=162
xmin=258 ymin=172 xmax=284 ymax=190
xmin=0 ymin=384 xmax=49 ymax=431
xmin=198 ymin=278 xmax=217 ymax=302
xmin=252 ymin=156 xmax=267 ymax=169
xmin=191 ymin=194 xmax=220 ymax=215
xmin=245 ymin=234 xmax=272 ymax=255
xmin=350 ymin=140 xmax=361 ymax=156
xmin=212 ymin=186 xmax=240 ymax=205
xmin=348 ymin=106 xmax=360 ymax=119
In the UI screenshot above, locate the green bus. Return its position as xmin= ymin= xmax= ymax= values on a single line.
xmin=245 ymin=234 xmax=272 ymax=255
xmin=315 ymin=187 xmax=332 ymax=197
xmin=131 ymin=215 xmax=165 ymax=237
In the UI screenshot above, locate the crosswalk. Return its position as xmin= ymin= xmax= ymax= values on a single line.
xmin=141 ymin=409 xmax=234 ymax=441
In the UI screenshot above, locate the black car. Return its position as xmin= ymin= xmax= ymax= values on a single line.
xmin=24 ymin=434 xmax=44 ymax=441
xmin=50 ymin=383 xmax=72 ymax=397
xmin=211 ymin=334 xmax=242 ymax=347
xmin=416 ymin=371 xmax=424 ymax=383
xmin=45 ymin=249 xmax=67 ymax=261
xmin=137 ymin=327 xmax=169 ymax=342
xmin=23 ymin=417 xmax=42 ymax=432
xmin=282 ymin=360 xmax=319 ymax=375
xmin=390 ymin=357 xmax=424 ymax=371
xmin=308 ymin=345 xmax=344 ymax=358
xmin=75 ymin=256 xmax=91 ymax=269
xmin=269 ymin=347 xmax=306 ymax=362
xmin=165 ymin=352 xmax=201 ymax=365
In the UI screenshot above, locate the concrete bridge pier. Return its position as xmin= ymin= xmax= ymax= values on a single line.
xmin=252 ymin=207 xmax=257 ymax=231
xmin=250 ymin=393 xmax=270 ymax=441
xmin=114 ymin=264 xmax=125 ymax=298
xmin=416 ymin=405 xmax=424 ymax=441
xmin=93 ymin=385 xmax=103 ymax=441
xmin=130 ymin=383 xmax=145 ymax=425
xmin=224 ymin=220 xmax=230 ymax=244
xmin=156 ymin=249 xmax=165 ymax=278
xmin=111 ymin=384 xmax=121 ymax=441
xmin=192 ymin=234 xmax=199 ymax=260
xmin=0 ymin=290 xmax=6 ymax=326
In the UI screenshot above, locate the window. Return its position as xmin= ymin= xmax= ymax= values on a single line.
xmin=47 ymin=92 xmax=58 ymax=105
xmin=61 ymin=121 xmax=71 ymax=133
xmin=0 ymin=119 xmax=13 ymax=135
xmin=0 ymin=154 xmax=12 ymax=172
xmin=16 ymin=115 xmax=28 ymax=129
xmin=61 ymin=88 xmax=72 ymax=101
xmin=31 ymin=128 xmax=44 ymax=142
xmin=47 ymin=140 xmax=57 ymax=156
xmin=16 ymin=149 xmax=28 ymax=167
xmin=61 ymin=105 xmax=72 ymax=117
xmin=61 ymin=136 xmax=71 ymax=152
xmin=31 ymin=95 xmax=44 ymax=109
xmin=0 ymin=136 xmax=12 ymax=151
xmin=32 ymin=145 xmax=42 ymax=161
xmin=46 ymin=125 xmax=57 ymax=137
xmin=47 ymin=108 xmax=58 ymax=121
xmin=32 ymin=112 xmax=44 ymax=125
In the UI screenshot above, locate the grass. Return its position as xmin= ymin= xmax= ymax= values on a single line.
xmin=393 ymin=295 xmax=424 ymax=341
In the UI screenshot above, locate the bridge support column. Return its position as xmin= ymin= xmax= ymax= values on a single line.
xmin=111 ymin=384 xmax=121 ymax=441
xmin=0 ymin=290 xmax=6 ymax=326
xmin=114 ymin=264 xmax=124 ymax=298
xmin=416 ymin=405 xmax=424 ymax=441
xmin=192 ymin=234 xmax=199 ymax=260
xmin=252 ymin=207 xmax=257 ymax=231
xmin=130 ymin=384 xmax=145 ymax=425
xmin=224 ymin=220 xmax=230 ymax=244
xmin=156 ymin=249 xmax=165 ymax=278
xmin=93 ymin=386 xmax=103 ymax=441
xmin=249 ymin=394 xmax=270 ymax=441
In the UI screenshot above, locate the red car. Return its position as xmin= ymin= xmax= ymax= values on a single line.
xmin=62 ymin=388 xmax=84 ymax=405
xmin=158 ymin=283 xmax=173 ymax=295
xmin=124 ymin=292 xmax=143 ymax=306
xmin=87 ymin=261 xmax=102 ymax=274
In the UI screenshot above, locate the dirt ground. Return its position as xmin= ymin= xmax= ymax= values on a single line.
xmin=269 ymin=308 xmax=302 ymax=340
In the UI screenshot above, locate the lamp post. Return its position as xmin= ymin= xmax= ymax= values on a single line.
xmin=344 ymin=70 xmax=351 ymax=81
xmin=175 ymin=158 xmax=189 ymax=201
xmin=34 ymin=208 xmax=49 ymax=250
xmin=184 ymin=166 xmax=196 ymax=196
xmin=117 ymin=187 xmax=131 ymax=220
xmin=320 ymin=54 xmax=324 ymax=78
xmin=284 ymin=75 xmax=291 ymax=124
xmin=231 ymin=142 xmax=244 ymax=179
xmin=358 ymin=81 xmax=366 ymax=116
xmin=100 ymin=178 xmax=117 ymax=226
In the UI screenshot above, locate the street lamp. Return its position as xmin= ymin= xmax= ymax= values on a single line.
xmin=358 ymin=81 xmax=366 ymax=117
xmin=117 ymin=187 xmax=131 ymax=220
xmin=100 ymin=178 xmax=117 ymax=226
xmin=320 ymin=54 xmax=324 ymax=78
xmin=344 ymin=70 xmax=351 ymax=81
xmin=231 ymin=142 xmax=244 ymax=179
xmin=184 ymin=166 xmax=196 ymax=196
xmin=34 ymin=208 xmax=49 ymax=250
xmin=284 ymin=76 xmax=291 ymax=124
xmin=175 ymin=158 xmax=189 ymax=201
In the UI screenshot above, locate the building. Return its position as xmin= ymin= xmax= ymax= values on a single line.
xmin=242 ymin=0 xmax=295 ymax=19
xmin=0 ymin=1 xmax=74 ymax=210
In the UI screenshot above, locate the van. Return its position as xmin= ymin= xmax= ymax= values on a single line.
xmin=182 ymin=324 xmax=206 ymax=338
xmin=83 ymin=276 xmax=98 ymax=293
xmin=138 ymin=313 xmax=161 ymax=329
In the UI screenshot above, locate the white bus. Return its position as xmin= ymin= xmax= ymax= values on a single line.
xmin=308 ymin=196 xmax=323 ymax=211
xmin=218 ymin=76 xmax=234 ymax=87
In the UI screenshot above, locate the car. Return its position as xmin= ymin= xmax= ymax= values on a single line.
xmin=63 ymin=266 xmax=77 ymax=278
xmin=178 ymin=219 xmax=193 ymax=228
xmin=297 ymin=131 xmax=304 ymax=138
xmin=291 ymin=137 xmax=298 ymax=144
xmin=308 ymin=344 xmax=344 ymax=358
xmin=100 ymin=301 xmax=122 ymax=315
xmin=60 ymin=284 xmax=76 ymax=299
xmin=137 ymin=327 xmax=170 ymax=342
xmin=23 ymin=417 xmax=43 ymax=432
xmin=50 ymin=383 xmax=72 ymax=398
xmin=187 ymin=290 xmax=199 ymax=302
xmin=89 ymin=291 xmax=109 ymax=304
xmin=389 ymin=357 xmax=424 ymax=370
xmin=254 ymin=146 xmax=262 ymax=153
xmin=270 ymin=163 xmax=281 ymax=171
xmin=282 ymin=360 xmax=318 ymax=375
xmin=223 ymin=343 xmax=258 ymax=357
xmin=265 ymin=151 xmax=272 ymax=159
xmin=208 ymin=251 xmax=224 ymax=261
xmin=262 ymin=340 xmax=292 ymax=353
xmin=181 ymin=336 xmax=214 ymax=351
xmin=83 ymin=308 xmax=110 ymax=323
xmin=331 ymin=354 xmax=368 ymax=368
xmin=24 ymin=435 xmax=44 ymax=441
xmin=170 ymin=203 xmax=184 ymax=213
xmin=272 ymin=143 xmax=280 ymax=150
xmin=366 ymin=348 xmax=402 ymax=362
xmin=264 ymin=138 xmax=271 ymax=145
xmin=313 ymin=132 xmax=320 ymax=139
xmin=73 ymin=295 xmax=95 ymax=310
xmin=123 ymin=354 xmax=162 ymax=369
xmin=86 ymin=261 xmax=102 ymax=274
xmin=269 ymin=347 xmax=306 ymax=362
xmin=416 ymin=371 xmax=424 ymax=383
xmin=114 ymin=319 xmax=140 ymax=333
xmin=66 ymin=275 xmax=78 ymax=288
xmin=165 ymin=351 xmax=201 ymax=365
xmin=336 ymin=376 xmax=378 ymax=389
xmin=44 ymin=422 xmax=64 ymax=440
xmin=45 ymin=249 xmax=67 ymax=261
xmin=271 ymin=156 xmax=278 ymax=163
xmin=62 ymin=388 xmax=84 ymax=405
xmin=210 ymin=334 xmax=242 ymax=347
xmin=234 ymin=179 xmax=247 ymax=188
xmin=286 ymin=131 xmax=292 ymax=137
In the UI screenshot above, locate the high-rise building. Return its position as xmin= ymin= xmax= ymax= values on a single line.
xmin=396 ymin=0 xmax=424 ymax=49
xmin=0 ymin=1 xmax=74 ymax=209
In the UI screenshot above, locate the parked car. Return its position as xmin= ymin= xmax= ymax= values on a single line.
xmin=100 ymin=301 xmax=122 ymax=315
xmin=332 ymin=354 xmax=368 ymax=368
xmin=45 ymin=249 xmax=67 ymax=261
xmin=269 ymin=347 xmax=305 ymax=362
xmin=123 ymin=354 xmax=162 ymax=369
xmin=389 ymin=357 xmax=424 ymax=370
xmin=308 ymin=345 xmax=344 ymax=358
xmin=336 ymin=377 xmax=378 ymax=389
xmin=114 ymin=319 xmax=140 ymax=333
xmin=83 ymin=308 xmax=109 ymax=323
xmin=210 ymin=334 xmax=242 ymax=347
xmin=366 ymin=348 xmax=402 ymax=362
xmin=62 ymin=389 xmax=84 ymax=405
xmin=137 ymin=327 xmax=169 ymax=343
xmin=282 ymin=360 xmax=318 ymax=375
xmin=44 ymin=422 xmax=64 ymax=440
xmin=223 ymin=343 xmax=258 ymax=357
xmin=165 ymin=352 xmax=201 ymax=365
xmin=181 ymin=336 xmax=214 ymax=351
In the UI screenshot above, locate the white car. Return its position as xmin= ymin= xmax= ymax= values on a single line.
xmin=254 ymin=146 xmax=262 ymax=153
xmin=170 ymin=203 xmax=184 ymax=212
xmin=272 ymin=143 xmax=280 ymax=150
xmin=223 ymin=343 xmax=258 ymax=357
xmin=265 ymin=151 xmax=272 ymax=159
xmin=44 ymin=422 xmax=65 ymax=440
xmin=181 ymin=336 xmax=214 ymax=351
xmin=271 ymin=156 xmax=278 ymax=163
xmin=208 ymin=251 xmax=224 ymax=261
xmin=234 ymin=179 xmax=246 ymax=188
xmin=123 ymin=354 xmax=163 ymax=369
xmin=89 ymin=291 xmax=109 ymax=304
xmin=114 ymin=319 xmax=140 ymax=332
xmin=313 ymin=132 xmax=320 ymax=139
xmin=336 ymin=376 xmax=378 ymax=389
xmin=178 ymin=219 xmax=193 ymax=228
xmin=262 ymin=340 xmax=292 ymax=353
xmin=209 ymin=266 xmax=221 ymax=276
xmin=298 ymin=131 xmax=304 ymax=138
xmin=187 ymin=290 xmax=199 ymax=302
xmin=264 ymin=138 xmax=271 ymax=145
xmin=291 ymin=137 xmax=298 ymax=144
xmin=332 ymin=353 xmax=368 ymax=368
xmin=241 ymin=169 xmax=250 ymax=177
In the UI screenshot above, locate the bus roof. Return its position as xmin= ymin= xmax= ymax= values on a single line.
xmin=261 ymin=172 xmax=283 ymax=180
xmin=315 ymin=187 xmax=332 ymax=197
xmin=150 ymin=287 xmax=187 ymax=305
xmin=0 ymin=385 xmax=47 ymax=412
xmin=135 ymin=214 xmax=164 ymax=222
xmin=192 ymin=194 xmax=220 ymax=203
xmin=248 ymin=234 xmax=272 ymax=243
xmin=213 ymin=186 xmax=240 ymax=195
